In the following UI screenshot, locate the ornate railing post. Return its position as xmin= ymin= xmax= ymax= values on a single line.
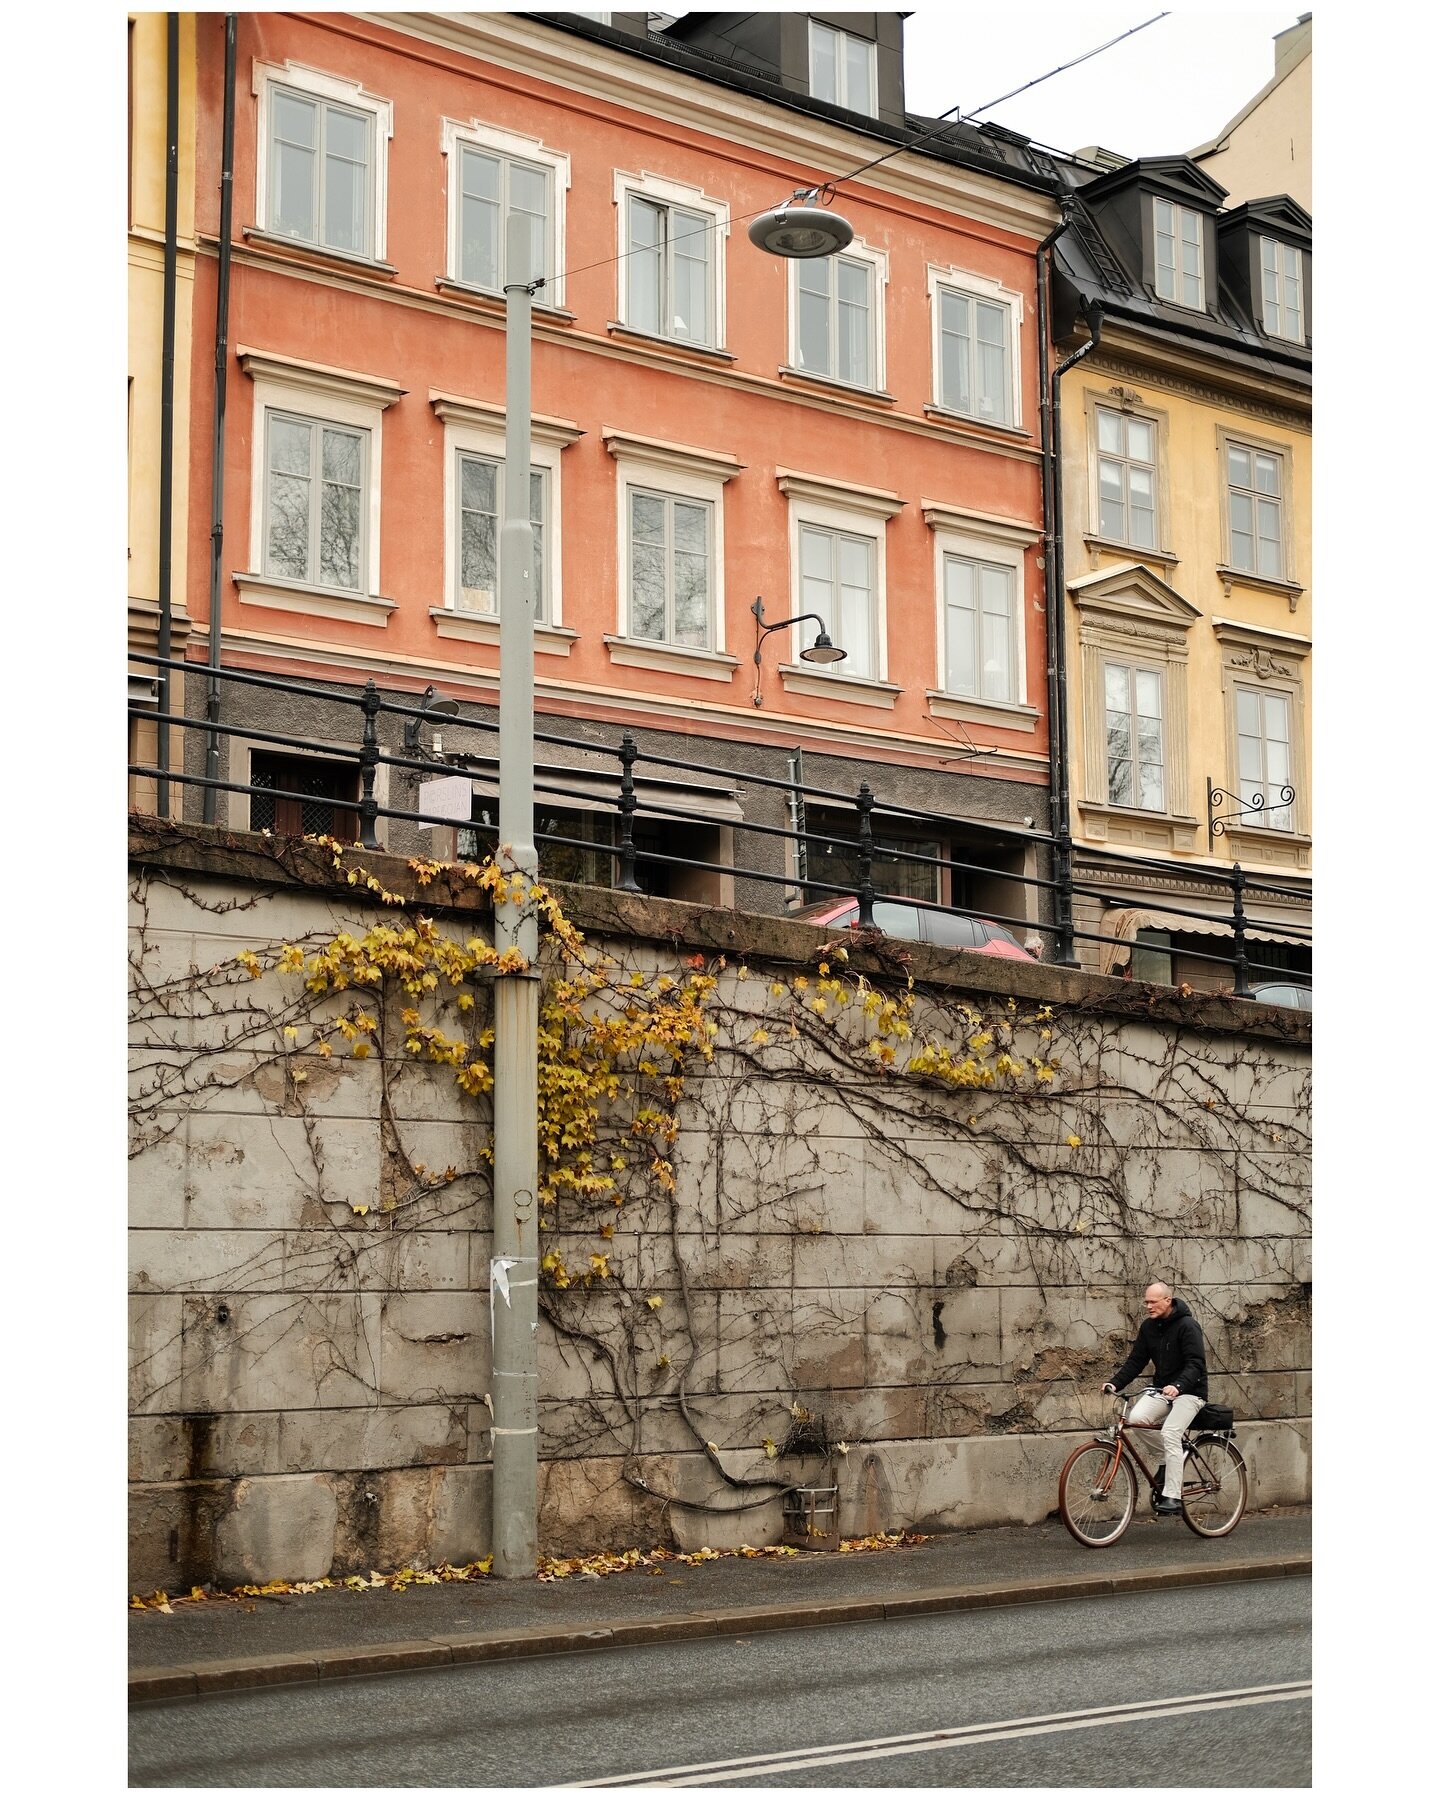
xmin=358 ymin=679 xmax=382 ymax=849
xmin=855 ymin=781 xmax=876 ymax=928
xmin=1229 ymin=860 xmax=1252 ymax=998
xmin=616 ymin=732 xmax=642 ymax=893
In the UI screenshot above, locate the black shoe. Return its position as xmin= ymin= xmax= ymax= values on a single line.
xmin=1154 ymin=1495 xmax=1182 ymax=1516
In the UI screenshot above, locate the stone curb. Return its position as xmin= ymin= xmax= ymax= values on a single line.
xmin=129 ymin=1553 xmax=1310 ymax=1703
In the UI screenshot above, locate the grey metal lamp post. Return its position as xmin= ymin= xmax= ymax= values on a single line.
xmin=489 ymin=192 xmax=855 ymax=1579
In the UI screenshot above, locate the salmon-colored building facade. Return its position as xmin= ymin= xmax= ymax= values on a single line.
xmin=184 ymin=12 xmax=1063 ymax=922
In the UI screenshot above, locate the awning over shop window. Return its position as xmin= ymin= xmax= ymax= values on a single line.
xmin=1100 ymin=904 xmax=1311 ymax=974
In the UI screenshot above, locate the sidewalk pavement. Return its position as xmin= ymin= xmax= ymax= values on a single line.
xmin=130 ymin=1508 xmax=1310 ymax=1702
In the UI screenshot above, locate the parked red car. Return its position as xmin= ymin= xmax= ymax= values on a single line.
xmin=789 ymin=896 xmax=1038 ymax=961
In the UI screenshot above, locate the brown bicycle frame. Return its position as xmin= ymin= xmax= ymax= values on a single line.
xmin=1094 ymin=1407 xmax=1224 ymax=1499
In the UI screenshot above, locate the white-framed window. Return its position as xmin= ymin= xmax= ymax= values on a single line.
xmin=614 ymin=171 xmax=728 ymax=348
xmin=1104 ymin=661 xmax=1166 ymax=812
xmin=808 ymin=20 xmax=877 ymax=117
xmin=253 ymin=61 xmax=392 ymax=262
xmin=1226 ymin=440 xmax=1285 ymax=579
xmin=1153 ymin=197 xmax=1204 ymax=310
xmin=792 ymin=239 xmax=887 ymax=391
xmin=441 ymin=118 xmax=569 ymax=303
xmin=238 ymin=350 xmax=401 ymax=620
xmin=626 ymin=488 xmax=714 ymax=648
xmin=1260 ymin=236 xmax=1304 ymax=342
xmin=942 ymin=553 xmax=1017 ymax=704
xmin=1235 ymin=685 xmax=1294 ymax=831
xmin=927 ymin=266 xmax=1022 ymax=426
xmin=263 ymin=410 xmax=368 ymax=592
xmin=799 ymin=524 xmax=878 ymax=680
xmin=433 ymin=397 xmax=578 ymax=629
xmin=1095 ymin=405 xmax=1157 ymax=548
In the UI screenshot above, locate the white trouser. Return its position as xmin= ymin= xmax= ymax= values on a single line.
xmin=1127 ymin=1390 xmax=1205 ymax=1497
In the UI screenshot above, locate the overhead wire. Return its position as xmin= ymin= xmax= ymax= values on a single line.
xmin=529 ymin=12 xmax=1171 ymax=296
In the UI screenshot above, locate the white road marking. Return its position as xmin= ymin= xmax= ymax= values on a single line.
xmin=565 ymin=1680 xmax=1312 ymax=1787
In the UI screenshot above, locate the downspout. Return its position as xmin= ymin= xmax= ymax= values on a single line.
xmin=1037 ymin=198 xmax=1101 ymax=964
xmin=202 ymin=15 xmax=237 ymax=824
xmin=156 ymin=12 xmax=180 ymax=816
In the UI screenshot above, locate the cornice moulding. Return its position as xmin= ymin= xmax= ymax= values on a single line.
xmin=237 ymin=347 xmax=406 ymax=409
xmin=357 ymin=11 xmax=1061 ymax=239
xmin=1077 ymin=343 xmax=1310 ymax=430
xmin=602 ymin=430 xmax=743 ymax=483
xmin=776 ymin=469 xmax=905 ymax=518
xmin=1211 ymin=616 xmax=1312 ymax=652
xmin=429 ymin=392 xmax=584 ymax=446
xmin=922 ymin=503 xmax=1041 ymax=546
xmin=233 ymin=573 xmax=398 ymax=626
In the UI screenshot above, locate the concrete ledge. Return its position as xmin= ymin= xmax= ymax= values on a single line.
xmin=129 ymin=1555 xmax=1310 ymax=1702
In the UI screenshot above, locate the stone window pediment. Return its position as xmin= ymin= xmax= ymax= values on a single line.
xmin=1068 ymin=563 xmax=1201 ymax=641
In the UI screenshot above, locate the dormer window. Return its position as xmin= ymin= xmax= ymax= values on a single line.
xmin=1260 ymin=236 xmax=1304 ymax=342
xmin=1153 ymin=199 xmax=1204 ymax=310
xmin=809 ymin=21 xmax=877 ymax=118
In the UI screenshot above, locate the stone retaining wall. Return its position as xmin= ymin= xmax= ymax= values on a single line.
xmin=128 ymin=823 xmax=1310 ymax=1589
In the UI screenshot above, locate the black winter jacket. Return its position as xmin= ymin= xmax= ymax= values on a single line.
xmin=1110 ymin=1296 xmax=1208 ymax=1399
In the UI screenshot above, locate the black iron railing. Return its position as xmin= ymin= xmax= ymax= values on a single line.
xmin=128 ymin=654 xmax=1310 ymax=998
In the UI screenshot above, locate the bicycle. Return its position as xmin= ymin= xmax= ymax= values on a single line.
xmin=1058 ymin=1390 xmax=1248 ymax=1547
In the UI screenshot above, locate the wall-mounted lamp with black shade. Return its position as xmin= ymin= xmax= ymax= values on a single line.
xmin=403 ymin=684 xmax=461 ymax=755
xmin=751 ymin=595 xmax=846 ymax=707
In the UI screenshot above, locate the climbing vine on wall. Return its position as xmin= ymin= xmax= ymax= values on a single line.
xmin=234 ymin=839 xmax=1063 ymax=1288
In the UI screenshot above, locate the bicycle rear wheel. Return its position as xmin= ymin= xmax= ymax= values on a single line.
xmin=1059 ymin=1442 xmax=1136 ymax=1547
xmin=1181 ymin=1436 xmax=1248 ymax=1537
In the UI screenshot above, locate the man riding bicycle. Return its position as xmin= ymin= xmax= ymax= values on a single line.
xmin=1102 ymin=1281 xmax=1208 ymax=1516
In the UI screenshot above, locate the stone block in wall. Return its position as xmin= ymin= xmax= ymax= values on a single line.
xmin=1193 ymin=1284 xmax=1310 ymax=1375
xmin=284 ymin=1226 xmax=474 ymax=1295
xmin=669 ymin=1494 xmax=785 ymax=1552
xmin=382 ymin=1059 xmax=493 ymax=1128
xmin=639 ymin=1229 xmax=792 ymax=1294
xmin=791 ymin=1230 xmax=933 ymax=1292
xmin=130 ymin=1227 xmax=288 ymax=1295
xmin=695 ymin=1078 xmax=871 ymax=1148
xmin=178 ymin=1291 xmax=386 ymax=1413
xmin=379 ymin=1292 xmax=491 ymax=1404
xmin=1207 ymin=1369 xmax=1298 ymax=1421
xmin=999 ymin=1285 xmax=1133 ymax=1384
xmin=151 ymin=1048 xmax=384 ymax=1122
xmin=130 ymin=1294 xmax=185 ymax=1413
xmin=129 ymin=1478 xmax=233 ymax=1593
xmin=214 ymin=1473 xmax=338 ymax=1585
xmin=173 ymin=1113 xmax=376 ymax=1231
xmin=708 ymin=1130 xmax=867 ymax=1237
xmin=1234 ymin=1418 xmax=1310 ymax=1507
xmin=129 ymin=1411 xmax=284 ymax=1483
xmin=537 ymin=1452 xmax=670 ymax=1553
xmin=717 ymin=1287 xmax=867 ymax=1394
xmin=276 ymin=1403 xmax=470 ymax=1473
xmin=1174 ymin=1234 xmax=1310 ymax=1288
xmin=130 ymin=1131 xmax=188 ymax=1228
xmin=540 ymin=1394 xmax=639 ymax=1460
xmin=861 ymin=1136 xmax=1008 ymax=1236
xmin=838 ymin=1433 xmax=1060 ymax=1536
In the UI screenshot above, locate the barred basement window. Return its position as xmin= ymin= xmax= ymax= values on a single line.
xmin=249 ymin=752 xmax=359 ymax=840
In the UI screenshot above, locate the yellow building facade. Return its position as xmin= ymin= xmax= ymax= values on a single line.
xmin=128 ymin=12 xmax=197 ymax=816
xmin=1052 ymin=161 xmax=1311 ymax=990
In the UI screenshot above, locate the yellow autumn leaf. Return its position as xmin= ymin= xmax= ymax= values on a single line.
xmin=645 ymin=1294 xmax=663 ymax=1310
xmin=1066 ymin=1134 xmax=1082 ymax=1148
xmin=351 ymin=1202 xmax=370 ymax=1216
xmin=762 ymin=1437 xmax=778 ymax=1459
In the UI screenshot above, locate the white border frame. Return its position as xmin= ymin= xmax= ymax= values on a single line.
xmin=440 ymin=115 xmax=571 ymax=306
xmin=612 ymin=167 xmax=730 ymax=349
xmin=929 ymin=520 xmax=1029 ymax=710
xmin=789 ymin=235 xmax=889 ymax=394
xmin=927 ymin=263 xmax=1024 ymax=429
xmin=610 ymin=446 xmax=730 ymax=655
xmin=783 ymin=489 xmax=891 ymax=683
xmin=252 ymin=59 xmax=393 ymax=262
xmin=440 ymin=412 xmax=566 ymax=624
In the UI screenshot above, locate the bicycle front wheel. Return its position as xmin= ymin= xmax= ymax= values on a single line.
xmin=1059 ymin=1442 xmax=1137 ymax=1547
xmin=1181 ymin=1436 xmax=1248 ymax=1537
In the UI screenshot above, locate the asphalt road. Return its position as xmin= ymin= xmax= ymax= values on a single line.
xmin=129 ymin=1577 xmax=1310 ymax=1788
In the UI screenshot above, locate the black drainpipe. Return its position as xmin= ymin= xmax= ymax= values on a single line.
xmin=202 ymin=15 xmax=238 ymax=824
xmin=1037 ymin=205 xmax=1102 ymax=967
xmin=156 ymin=12 xmax=180 ymax=816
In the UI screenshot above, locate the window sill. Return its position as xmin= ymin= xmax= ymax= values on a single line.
xmin=242 ymin=226 xmax=397 ymax=279
xmin=234 ymin=573 xmax=396 ymax=626
xmin=605 ymin=322 xmax=736 ymax=364
xmin=434 ymin=277 xmax=577 ymax=322
xmin=778 ymin=366 xmax=894 ymax=405
xmin=1214 ymin=820 xmax=1312 ymax=867
xmin=925 ymin=692 xmax=1039 ymax=733
xmin=1215 ymin=565 xmax=1304 ymax=611
xmin=603 ymin=636 xmax=739 ymax=682
xmin=922 ymin=403 xmax=1028 ymax=440
xmin=429 ymin=608 xmax=577 ymax=656
xmin=778 ymin=664 xmax=900 ymax=709
xmin=1077 ymin=798 xmax=1199 ymax=852
xmin=1083 ymin=534 xmax=1178 ymax=571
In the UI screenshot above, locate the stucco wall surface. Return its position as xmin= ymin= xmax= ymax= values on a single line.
xmin=128 ymin=828 xmax=1310 ymax=1590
